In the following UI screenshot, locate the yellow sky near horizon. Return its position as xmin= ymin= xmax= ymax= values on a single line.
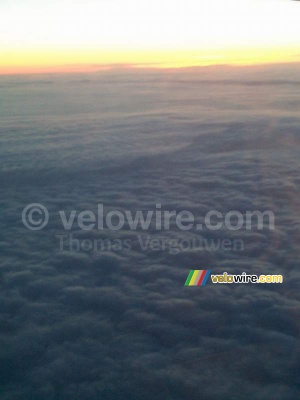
xmin=0 ymin=0 xmax=300 ymax=74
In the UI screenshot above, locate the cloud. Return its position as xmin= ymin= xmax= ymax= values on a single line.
xmin=0 ymin=64 xmax=300 ymax=399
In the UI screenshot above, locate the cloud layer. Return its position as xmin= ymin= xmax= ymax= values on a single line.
xmin=0 ymin=64 xmax=300 ymax=399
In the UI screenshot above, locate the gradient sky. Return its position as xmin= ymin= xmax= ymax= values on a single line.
xmin=1 ymin=0 xmax=300 ymax=73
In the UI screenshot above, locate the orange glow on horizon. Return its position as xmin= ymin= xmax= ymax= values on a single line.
xmin=1 ymin=46 xmax=300 ymax=75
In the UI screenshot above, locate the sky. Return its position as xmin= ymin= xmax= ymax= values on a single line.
xmin=0 ymin=0 xmax=300 ymax=74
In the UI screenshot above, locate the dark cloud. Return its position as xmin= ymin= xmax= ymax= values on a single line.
xmin=0 ymin=63 xmax=300 ymax=399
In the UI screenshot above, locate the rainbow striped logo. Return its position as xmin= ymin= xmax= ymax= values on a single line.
xmin=185 ymin=270 xmax=211 ymax=286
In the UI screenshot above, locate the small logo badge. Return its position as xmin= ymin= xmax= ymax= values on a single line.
xmin=185 ymin=270 xmax=211 ymax=286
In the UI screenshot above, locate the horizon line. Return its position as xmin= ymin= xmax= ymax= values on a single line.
xmin=1 ymin=60 xmax=300 ymax=77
